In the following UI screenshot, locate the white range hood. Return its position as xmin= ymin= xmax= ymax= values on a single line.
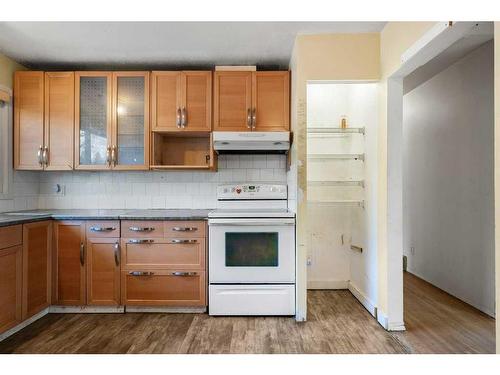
xmin=213 ymin=131 xmax=290 ymax=154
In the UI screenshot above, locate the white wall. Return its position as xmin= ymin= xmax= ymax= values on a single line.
xmin=306 ymin=83 xmax=378 ymax=307
xmin=403 ymin=41 xmax=495 ymax=316
xmin=36 ymin=154 xmax=287 ymax=209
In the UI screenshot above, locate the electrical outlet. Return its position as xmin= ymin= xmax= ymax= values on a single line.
xmin=53 ymin=183 xmax=65 ymax=196
xmin=410 ymin=246 xmax=415 ymax=256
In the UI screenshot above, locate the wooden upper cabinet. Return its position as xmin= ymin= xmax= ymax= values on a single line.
xmin=86 ymin=237 xmax=121 ymax=306
xmin=253 ymin=72 xmax=290 ymax=131
xmin=75 ymin=72 xmax=113 ymax=170
xmin=44 ymin=72 xmax=75 ymax=170
xmin=22 ymin=221 xmax=52 ymax=319
xmin=53 ymin=221 xmax=86 ymax=306
xmin=151 ymin=71 xmax=211 ymax=132
xmin=111 ymin=72 xmax=150 ymax=170
xmin=181 ymin=72 xmax=212 ymax=131
xmin=14 ymin=71 xmax=44 ymax=170
xmin=213 ymin=71 xmax=252 ymax=131
xmin=213 ymin=71 xmax=290 ymax=132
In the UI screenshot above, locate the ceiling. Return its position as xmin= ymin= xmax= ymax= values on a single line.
xmin=0 ymin=22 xmax=386 ymax=69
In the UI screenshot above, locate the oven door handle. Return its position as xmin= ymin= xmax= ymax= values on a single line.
xmin=208 ymin=218 xmax=295 ymax=226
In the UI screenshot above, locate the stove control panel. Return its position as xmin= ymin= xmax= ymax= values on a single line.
xmin=217 ymin=184 xmax=287 ymax=200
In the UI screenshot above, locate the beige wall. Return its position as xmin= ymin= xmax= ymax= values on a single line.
xmin=495 ymin=22 xmax=500 ymax=354
xmin=290 ymin=33 xmax=380 ymax=320
xmin=377 ymin=22 xmax=436 ymax=320
xmin=0 ymin=53 xmax=25 ymax=89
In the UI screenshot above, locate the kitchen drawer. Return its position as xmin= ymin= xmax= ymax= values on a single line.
xmin=121 ymin=238 xmax=205 ymax=270
xmin=164 ymin=221 xmax=206 ymax=238
xmin=86 ymin=221 xmax=120 ymax=238
xmin=121 ymin=221 xmax=164 ymax=238
xmin=122 ymin=270 xmax=206 ymax=306
xmin=0 ymin=225 xmax=22 ymax=250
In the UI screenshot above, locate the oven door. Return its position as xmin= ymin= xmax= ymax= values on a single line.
xmin=208 ymin=218 xmax=295 ymax=283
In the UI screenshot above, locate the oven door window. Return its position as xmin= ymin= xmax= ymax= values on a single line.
xmin=225 ymin=232 xmax=279 ymax=267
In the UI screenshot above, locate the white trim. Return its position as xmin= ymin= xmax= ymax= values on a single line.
xmin=376 ymin=309 xmax=388 ymax=330
xmin=0 ymin=84 xmax=13 ymax=200
xmin=49 ymin=305 xmax=125 ymax=313
xmin=0 ymin=308 xmax=49 ymax=342
xmin=348 ymin=281 xmax=377 ymax=317
xmin=125 ymin=306 xmax=206 ymax=313
xmin=307 ymin=279 xmax=349 ymax=289
xmin=388 ymin=321 xmax=406 ymax=331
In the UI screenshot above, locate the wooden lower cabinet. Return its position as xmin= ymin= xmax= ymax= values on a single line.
xmin=121 ymin=270 xmax=206 ymax=306
xmin=121 ymin=238 xmax=205 ymax=270
xmin=22 ymin=221 xmax=52 ymax=319
xmin=86 ymin=238 xmax=121 ymax=306
xmin=0 ymin=245 xmax=23 ymax=334
xmin=53 ymin=221 xmax=86 ymax=305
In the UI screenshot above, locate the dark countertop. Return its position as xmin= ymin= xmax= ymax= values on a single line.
xmin=0 ymin=209 xmax=212 ymax=227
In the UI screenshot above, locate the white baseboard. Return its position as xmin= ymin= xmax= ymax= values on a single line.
xmin=0 ymin=308 xmax=49 ymax=342
xmin=348 ymin=282 xmax=377 ymax=317
xmin=375 ymin=309 xmax=406 ymax=331
xmin=49 ymin=305 xmax=125 ymax=313
xmin=125 ymin=306 xmax=206 ymax=313
xmin=307 ymin=280 xmax=349 ymax=289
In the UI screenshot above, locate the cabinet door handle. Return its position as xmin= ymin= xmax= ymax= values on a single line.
xmin=176 ymin=108 xmax=181 ymax=128
xmin=128 ymin=239 xmax=154 ymax=244
xmin=246 ymin=108 xmax=251 ymax=129
xmin=251 ymin=108 xmax=256 ymax=129
xmin=170 ymin=271 xmax=197 ymax=277
xmin=90 ymin=226 xmax=116 ymax=232
xmin=80 ymin=242 xmax=85 ymax=266
xmin=106 ymin=146 xmax=112 ymax=167
xmin=181 ymin=107 xmax=186 ymax=128
xmin=37 ymin=145 xmax=43 ymax=166
xmin=170 ymin=239 xmax=197 ymax=244
xmin=172 ymin=227 xmax=198 ymax=232
xmin=114 ymin=242 xmax=120 ymax=266
xmin=42 ymin=146 xmax=49 ymax=166
xmin=129 ymin=271 xmax=154 ymax=276
xmin=111 ymin=145 xmax=117 ymax=167
xmin=129 ymin=226 xmax=155 ymax=232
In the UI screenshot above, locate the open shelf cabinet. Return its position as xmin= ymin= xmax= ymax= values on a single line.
xmin=150 ymin=132 xmax=216 ymax=170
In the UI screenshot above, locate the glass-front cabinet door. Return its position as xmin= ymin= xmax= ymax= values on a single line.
xmin=75 ymin=72 xmax=112 ymax=169
xmin=112 ymin=72 xmax=150 ymax=170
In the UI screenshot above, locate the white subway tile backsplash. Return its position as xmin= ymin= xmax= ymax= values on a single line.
xmin=20 ymin=154 xmax=291 ymax=210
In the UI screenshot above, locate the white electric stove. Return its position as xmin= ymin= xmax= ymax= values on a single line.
xmin=208 ymin=184 xmax=296 ymax=316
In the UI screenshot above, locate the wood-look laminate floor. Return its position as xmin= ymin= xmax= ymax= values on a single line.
xmin=0 ymin=273 xmax=495 ymax=354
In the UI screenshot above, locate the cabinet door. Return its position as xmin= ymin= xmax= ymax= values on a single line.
xmin=86 ymin=238 xmax=121 ymax=306
xmin=252 ymin=72 xmax=290 ymax=131
xmin=151 ymin=71 xmax=182 ymax=131
xmin=0 ymin=246 xmax=22 ymax=334
xmin=22 ymin=221 xmax=52 ymax=319
xmin=112 ymin=72 xmax=150 ymax=170
xmin=53 ymin=221 xmax=86 ymax=305
xmin=75 ymin=72 xmax=112 ymax=170
xmin=213 ymin=71 xmax=252 ymax=131
xmin=44 ymin=72 xmax=74 ymax=170
xmin=14 ymin=71 xmax=44 ymax=170
xmin=181 ymin=71 xmax=212 ymax=131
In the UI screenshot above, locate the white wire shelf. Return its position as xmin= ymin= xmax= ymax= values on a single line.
xmin=308 ymin=180 xmax=364 ymax=187
xmin=308 ymin=200 xmax=365 ymax=208
xmin=307 ymin=127 xmax=365 ymax=135
xmin=308 ymin=153 xmax=364 ymax=161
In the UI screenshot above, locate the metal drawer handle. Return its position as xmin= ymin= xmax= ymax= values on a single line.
xmin=114 ymin=242 xmax=120 ymax=266
xmin=129 ymin=226 xmax=155 ymax=232
xmin=128 ymin=239 xmax=154 ymax=244
xmin=172 ymin=227 xmax=198 ymax=232
xmin=129 ymin=271 xmax=154 ymax=276
xmin=90 ymin=226 xmax=116 ymax=232
xmin=170 ymin=239 xmax=198 ymax=244
xmin=170 ymin=271 xmax=198 ymax=277
xmin=80 ymin=242 xmax=85 ymax=266
xmin=176 ymin=107 xmax=181 ymax=128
